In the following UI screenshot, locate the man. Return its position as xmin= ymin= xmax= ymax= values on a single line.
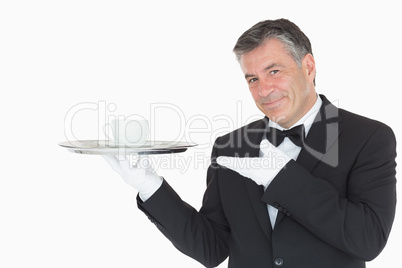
xmin=104 ymin=19 xmax=397 ymax=267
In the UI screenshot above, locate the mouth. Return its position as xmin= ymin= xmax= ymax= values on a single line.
xmin=262 ymin=97 xmax=286 ymax=109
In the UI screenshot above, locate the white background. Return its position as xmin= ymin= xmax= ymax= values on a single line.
xmin=1 ymin=0 xmax=401 ymax=267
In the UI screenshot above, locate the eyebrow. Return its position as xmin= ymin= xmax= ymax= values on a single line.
xmin=244 ymin=63 xmax=281 ymax=80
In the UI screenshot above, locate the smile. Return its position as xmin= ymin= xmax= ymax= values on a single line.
xmin=262 ymin=97 xmax=285 ymax=108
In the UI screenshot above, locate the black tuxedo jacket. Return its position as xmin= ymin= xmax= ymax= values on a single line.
xmin=138 ymin=95 xmax=397 ymax=268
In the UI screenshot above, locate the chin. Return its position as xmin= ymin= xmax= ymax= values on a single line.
xmin=262 ymin=108 xmax=288 ymax=123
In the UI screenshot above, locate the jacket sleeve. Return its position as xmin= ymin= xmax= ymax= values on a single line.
xmin=262 ymin=123 xmax=397 ymax=261
xmin=137 ymin=139 xmax=230 ymax=267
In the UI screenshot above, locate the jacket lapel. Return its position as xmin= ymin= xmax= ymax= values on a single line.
xmin=242 ymin=117 xmax=273 ymax=241
xmin=297 ymin=95 xmax=342 ymax=172
xmin=274 ymin=95 xmax=342 ymax=226
xmin=245 ymin=180 xmax=273 ymax=241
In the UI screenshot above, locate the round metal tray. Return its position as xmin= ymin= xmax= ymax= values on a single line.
xmin=59 ymin=140 xmax=197 ymax=155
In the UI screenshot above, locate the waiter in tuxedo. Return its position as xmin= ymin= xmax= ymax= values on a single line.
xmin=104 ymin=19 xmax=397 ymax=267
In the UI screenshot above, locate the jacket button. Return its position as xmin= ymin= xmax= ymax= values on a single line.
xmin=274 ymin=258 xmax=284 ymax=267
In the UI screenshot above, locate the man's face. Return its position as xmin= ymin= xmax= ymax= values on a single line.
xmin=240 ymin=38 xmax=317 ymax=129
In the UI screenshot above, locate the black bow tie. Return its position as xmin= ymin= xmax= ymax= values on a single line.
xmin=266 ymin=125 xmax=305 ymax=147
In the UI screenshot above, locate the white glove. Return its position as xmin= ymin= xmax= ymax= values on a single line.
xmin=217 ymin=139 xmax=291 ymax=190
xmin=103 ymin=154 xmax=163 ymax=201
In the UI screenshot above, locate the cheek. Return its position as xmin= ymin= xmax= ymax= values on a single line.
xmin=276 ymin=77 xmax=292 ymax=94
xmin=249 ymin=86 xmax=260 ymax=100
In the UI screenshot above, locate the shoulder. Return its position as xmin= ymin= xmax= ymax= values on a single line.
xmin=209 ymin=117 xmax=267 ymax=158
xmin=214 ymin=117 xmax=266 ymax=146
xmin=320 ymin=94 xmax=395 ymax=142
xmin=339 ymin=108 xmax=395 ymax=142
xmin=334 ymin=108 xmax=397 ymax=167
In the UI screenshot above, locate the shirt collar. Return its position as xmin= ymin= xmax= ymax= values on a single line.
xmin=268 ymin=94 xmax=323 ymax=136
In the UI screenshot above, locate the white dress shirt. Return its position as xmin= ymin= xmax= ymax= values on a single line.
xmin=261 ymin=95 xmax=323 ymax=229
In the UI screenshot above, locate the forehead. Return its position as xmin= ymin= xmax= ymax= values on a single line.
xmin=240 ymin=38 xmax=294 ymax=72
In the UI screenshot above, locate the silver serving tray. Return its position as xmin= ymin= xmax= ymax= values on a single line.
xmin=59 ymin=140 xmax=197 ymax=155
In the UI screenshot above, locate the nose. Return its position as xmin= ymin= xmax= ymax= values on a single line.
xmin=258 ymin=78 xmax=274 ymax=97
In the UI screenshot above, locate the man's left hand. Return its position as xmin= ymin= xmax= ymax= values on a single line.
xmin=217 ymin=139 xmax=291 ymax=190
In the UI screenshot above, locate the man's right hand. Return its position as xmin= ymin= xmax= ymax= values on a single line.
xmin=103 ymin=155 xmax=163 ymax=201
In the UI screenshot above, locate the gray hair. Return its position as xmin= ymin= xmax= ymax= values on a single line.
xmin=233 ymin=18 xmax=313 ymax=68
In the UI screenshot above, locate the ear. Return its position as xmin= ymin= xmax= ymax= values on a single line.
xmin=302 ymin=53 xmax=316 ymax=84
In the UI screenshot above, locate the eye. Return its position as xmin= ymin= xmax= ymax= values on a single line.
xmin=269 ymin=70 xmax=279 ymax=75
xmin=248 ymin=78 xmax=258 ymax=84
